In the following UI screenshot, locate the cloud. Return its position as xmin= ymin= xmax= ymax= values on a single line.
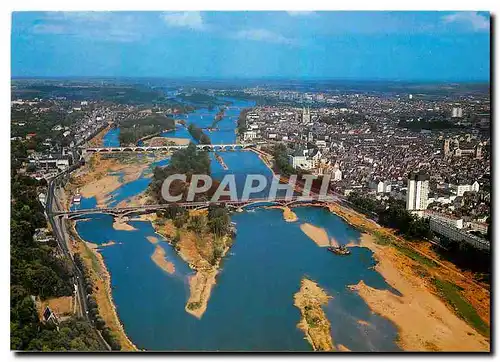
xmin=442 ymin=12 xmax=489 ymax=31
xmin=235 ymin=28 xmax=296 ymax=45
xmin=161 ymin=11 xmax=204 ymax=30
xmin=55 ymin=11 xmax=111 ymax=22
xmin=287 ymin=11 xmax=316 ymax=17
xmin=32 ymin=24 xmax=67 ymax=35
xmin=30 ymin=12 xmax=142 ymax=42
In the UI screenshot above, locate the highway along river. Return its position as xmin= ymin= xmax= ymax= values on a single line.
xmin=72 ymin=96 xmax=401 ymax=351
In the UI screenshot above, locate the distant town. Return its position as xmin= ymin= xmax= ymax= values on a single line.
xmin=11 ymin=80 xmax=491 ymax=249
xmin=231 ymin=85 xmax=491 ymax=250
xmin=11 ymin=78 xmax=491 ymax=352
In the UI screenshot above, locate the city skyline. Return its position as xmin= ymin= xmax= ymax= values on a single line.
xmin=12 ymin=11 xmax=490 ymax=81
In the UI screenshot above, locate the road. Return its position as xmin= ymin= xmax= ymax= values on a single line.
xmin=46 ymin=166 xmax=111 ymax=351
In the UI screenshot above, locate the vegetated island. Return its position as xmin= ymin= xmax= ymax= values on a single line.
xmin=210 ymin=107 xmax=226 ymax=129
xmin=147 ymin=144 xmax=234 ymax=318
xmin=147 ymin=205 xmax=233 ymax=318
xmin=187 ymin=124 xmax=211 ymax=144
xmin=119 ymin=113 xmax=175 ymax=146
xmin=294 ymin=278 xmax=334 ymax=351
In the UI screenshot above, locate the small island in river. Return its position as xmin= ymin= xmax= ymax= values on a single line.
xmin=294 ymin=278 xmax=334 ymax=351
xmin=148 ymin=205 xmax=234 ymax=319
xmin=151 ymin=245 xmax=175 ymax=275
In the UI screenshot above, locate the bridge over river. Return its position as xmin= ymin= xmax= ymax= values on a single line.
xmin=53 ymin=196 xmax=337 ymax=219
xmin=82 ymin=143 xmax=259 ymax=155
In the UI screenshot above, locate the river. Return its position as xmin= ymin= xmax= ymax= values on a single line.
xmin=72 ymin=95 xmax=401 ymax=351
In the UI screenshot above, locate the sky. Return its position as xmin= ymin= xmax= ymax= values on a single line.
xmin=11 ymin=11 xmax=490 ymax=81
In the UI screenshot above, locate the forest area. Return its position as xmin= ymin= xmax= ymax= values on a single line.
xmin=11 ymin=171 xmax=107 ymax=350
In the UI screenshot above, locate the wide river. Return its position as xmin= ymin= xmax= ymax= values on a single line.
xmin=74 ymin=96 xmax=401 ymax=351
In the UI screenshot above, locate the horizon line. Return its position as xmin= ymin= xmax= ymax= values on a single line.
xmin=10 ymin=75 xmax=491 ymax=84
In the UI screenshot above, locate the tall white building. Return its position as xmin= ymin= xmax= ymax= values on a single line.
xmin=376 ymin=181 xmax=392 ymax=194
xmin=302 ymin=107 xmax=311 ymax=124
xmin=451 ymin=107 xmax=463 ymax=118
xmin=332 ymin=169 xmax=342 ymax=181
xmin=243 ymin=130 xmax=257 ymax=141
xmin=406 ymin=171 xmax=430 ymax=210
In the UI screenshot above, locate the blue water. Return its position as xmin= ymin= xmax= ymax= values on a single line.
xmin=210 ymin=151 xmax=292 ymax=199
xmin=101 ymin=97 xmax=254 ymax=147
xmin=80 ymin=93 xmax=402 ymax=351
xmin=160 ymin=124 xmax=196 ymax=143
xmin=169 ymin=97 xmax=255 ymax=145
xmin=106 ymin=157 xmax=171 ymax=207
xmin=75 ymin=207 xmax=401 ymax=351
xmin=70 ymin=196 xmax=97 ymax=211
xmin=102 ymin=128 xmax=120 ymax=147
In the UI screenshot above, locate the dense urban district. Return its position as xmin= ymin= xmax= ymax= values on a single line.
xmin=10 ymin=78 xmax=491 ymax=351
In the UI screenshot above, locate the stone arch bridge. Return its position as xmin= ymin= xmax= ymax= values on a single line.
xmin=82 ymin=143 xmax=257 ymax=155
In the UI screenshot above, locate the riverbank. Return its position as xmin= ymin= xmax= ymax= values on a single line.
xmin=67 ymin=221 xmax=138 ymax=351
xmin=326 ymin=202 xmax=490 ymax=351
xmin=294 ymin=278 xmax=334 ymax=351
xmin=328 ymin=202 xmax=490 ymax=325
xmin=87 ymin=124 xmax=113 ymax=147
xmin=66 ymin=153 xmax=161 ymax=208
xmin=248 ymin=148 xmax=274 ymax=173
xmin=350 ymin=234 xmax=489 ymax=351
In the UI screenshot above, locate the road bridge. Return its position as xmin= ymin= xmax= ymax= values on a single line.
xmin=53 ymin=196 xmax=336 ymax=219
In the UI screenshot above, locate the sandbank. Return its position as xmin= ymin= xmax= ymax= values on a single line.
xmin=349 ymin=233 xmax=489 ymax=351
xmin=294 ymin=278 xmax=334 ymax=351
xmin=151 ymin=245 xmax=175 ymax=274
xmin=112 ymin=219 xmax=137 ymax=231
xmin=299 ymin=223 xmax=338 ymax=247
xmin=185 ymin=270 xmax=217 ymax=319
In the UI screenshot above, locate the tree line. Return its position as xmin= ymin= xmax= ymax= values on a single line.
xmin=347 ymin=192 xmax=432 ymax=240
xmin=156 ymin=203 xmax=232 ymax=266
xmin=187 ymin=124 xmax=211 ymax=144
xmin=119 ymin=114 xmax=175 ymax=146
xmin=236 ymin=108 xmax=251 ymax=136
xmin=347 ymin=192 xmax=491 ymax=282
xmin=11 ymin=172 xmax=106 ymax=350
xmin=73 ymin=254 xmax=121 ymax=350
xmin=148 ymin=143 xmax=212 ymax=204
